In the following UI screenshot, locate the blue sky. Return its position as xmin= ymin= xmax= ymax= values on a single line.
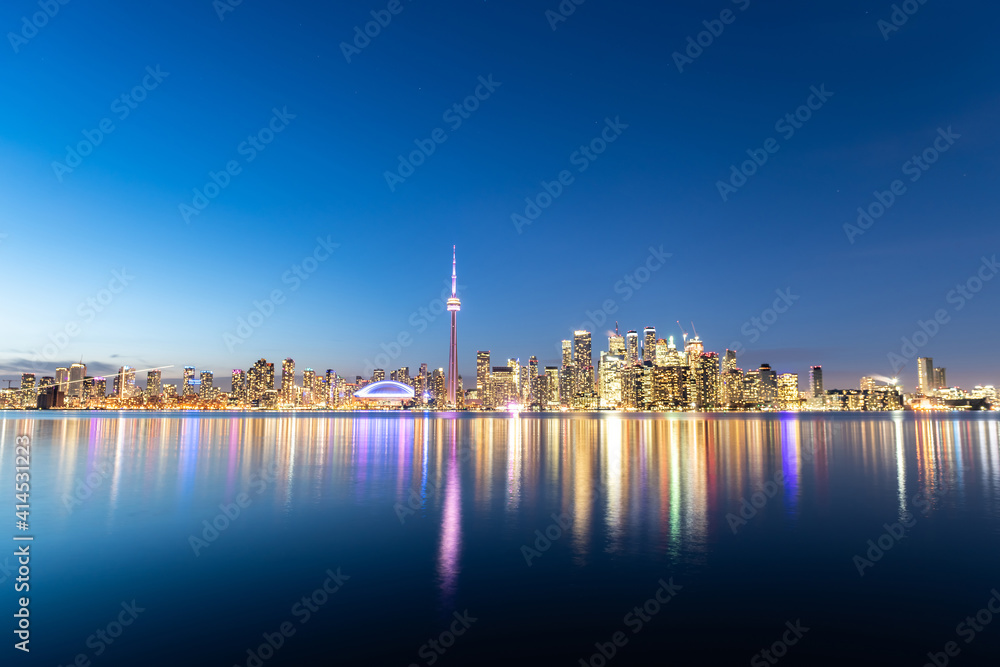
xmin=1 ymin=0 xmax=998 ymax=390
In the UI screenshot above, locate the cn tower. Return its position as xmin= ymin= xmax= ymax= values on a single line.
xmin=446 ymin=246 xmax=461 ymax=407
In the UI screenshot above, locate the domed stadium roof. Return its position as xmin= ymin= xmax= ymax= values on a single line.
xmin=354 ymin=380 xmax=415 ymax=400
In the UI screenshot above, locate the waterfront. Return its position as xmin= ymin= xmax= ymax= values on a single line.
xmin=3 ymin=412 xmax=1000 ymax=665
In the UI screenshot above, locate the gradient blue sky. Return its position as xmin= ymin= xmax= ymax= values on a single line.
xmin=1 ymin=0 xmax=998 ymax=390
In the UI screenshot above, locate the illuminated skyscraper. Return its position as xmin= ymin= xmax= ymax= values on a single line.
xmin=625 ymin=331 xmax=639 ymax=365
xmin=69 ymin=363 xmax=86 ymax=400
xmin=200 ymin=371 xmax=214 ymax=399
xmin=146 ymin=369 xmax=162 ymax=398
xmin=183 ymin=366 xmax=196 ymax=396
xmin=528 ymin=356 xmax=539 ymax=404
xmin=643 ymin=327 xmax=656 ymax=363
xmin=860 ymin=376 xmax=876 ymax=392
xmin=432 ymin=368 xmax=446 ymax=406
xmin=654 ymin=339 xmax=668 ymax=366
xmin=573 ymin=330 xmax=593 ymax=395
xmin=809 ymin=366 xmax=824 ymax=398
xmin=696 ymin=352 xmax=721 ymax=410
xmin=544 ymin=367 xmax=560 ymax=408
xmin=933 ymin=367 xmax=947 ymax=389
xmin=55 ymin=367 xmax=69 ymax=395
xmin=232 ymin=370 xmax=246 ymax=404
xmin=19 ymin=373 xmax=35 ymax=409
xmin=303 ymin=368 xmax=316 ymax=405
xmin=446 ymin=246 xmax=461 ymax=407
xmin=94 ymin=377 xmax=107 ymax=399
xmin=609 ymin=332 xmax=625 ymax=358
xmin=116 ymin=366 xmax=137 ymax=400
xmin=476 ymin=351 xmax=491 ymax=395
xmin=778 ymin=373 xmax=800 ymax=410
xmin=561 ymin=340 xmax=574 ymax=405
xmin=372 ymin=369 xmax=385 ymax=382
xmin=508 ymin=358 xmax=521 ymax=397
xmin=281 ymin=358 xmax=296 ymax=404
xmin=917 ymin=357 xmax=933 ymax=394
xmin=757 ymin=364 xmax=777 ymax=406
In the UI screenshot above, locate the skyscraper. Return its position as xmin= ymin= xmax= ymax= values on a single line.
xmin=809 ymin=366 xmax=824 ymax=398
xmin=183 ymin=366 xmax=196 ymax=396
xmin=625 ymin=330 xmax=639 ymax=365
xmin=200 ymin=371 xmax=214 ymax=399
xmin=643 ymin=327 xmax=656 ymax=363
xmin=917 ymin=357 xmax=933 ymax=394
xmin=933 ymin=367 xmax=947 ymax=390
xmin=232 ymin=370 xmax=246 ymax=404
xmin=146 ymin=369 xmax=162 ymax=399
xmin=281 ymin=358 xmax=296 ymax=404
xmin=69 ymin=362 xmax=86 ymax=400
xmin=55 ymin=367 xmax=69 ymax=395
xmin=476 ymin=351 xmax=491 ymax=395
xmin=446 ymin=246 xmax=461 ymax=407
xmin=573 ymin=330 xmax=593 ymax=395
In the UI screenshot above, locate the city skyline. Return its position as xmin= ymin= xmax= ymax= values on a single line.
xmin=2 ymin=2 xmax=998 ymax=392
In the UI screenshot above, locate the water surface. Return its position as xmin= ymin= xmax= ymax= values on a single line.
xmin=3 ymin=412 xmax=999 ymax=666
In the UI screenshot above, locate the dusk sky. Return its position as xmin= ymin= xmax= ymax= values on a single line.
xmin=2 ymin=0 xmax=998 ymax=390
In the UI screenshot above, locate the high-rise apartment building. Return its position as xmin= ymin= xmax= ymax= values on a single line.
xmin=476 ymin=351 xmax=491 ymax=396
xmin=643 ymin=327 xmax=656 ymax=363
xmin=809 ymin=366 xmax=824 ymax=398
xmin=183 ymin=366 xmax=196 ymax=396
xmin=282 ymin=358 xmax=296 ymax=403
xmin=917 ymin=357 xmax=933 ymax=394
xmin=69 ymin=363 xmax=86 ymax=400
xmin=933 ymin=367 xmax=947 ymax=390
xmin=626 ymin=331 xmax=639 ymax=365
xmin=146 ymin=369 xmax=162 ymax=399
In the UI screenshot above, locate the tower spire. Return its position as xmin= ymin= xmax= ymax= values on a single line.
xmin=446 ymin=246 xmax=462 ymax=408
xmin=451 ymin=245 xmax=457 ymax=297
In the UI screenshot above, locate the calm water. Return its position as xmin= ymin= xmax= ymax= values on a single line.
xmin=3 ymin=412 xmax=1000 ymax=666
